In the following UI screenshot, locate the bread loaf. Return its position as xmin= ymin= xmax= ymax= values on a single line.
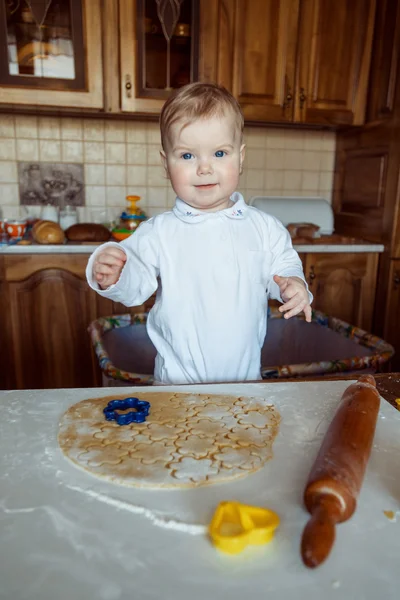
xmin=65 ymin=223 xmax=111 ymax=242
xmin=32 ymin=220 xmax=65 ymax=244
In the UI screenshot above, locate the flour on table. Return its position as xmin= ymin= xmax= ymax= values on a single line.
xmin=58 ymin=392 xmax=280 ymax=488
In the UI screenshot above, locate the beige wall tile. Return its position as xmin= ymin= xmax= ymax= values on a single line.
xmin=0 ymin=138 xmax=16 ymax=161
xmin=0 ymin=115 xmax=15 ymax=138
xmin=38 ymin=117 xmax=61 ymax=140
xmin=266 ymin=148 xmax=284 ymax=170
xmin=126 ymin=122 xmax=147 ymax=144
xmin=15 ymin=115 xmax=38 ymax=139
xmin=147 ymin=122 xmax=161 ymax=145
xmin=304 ymin=131 xmax=323 ymax=151
xmin=246 ymin=169 xmax=264 ymax=189
xmin=147 ymin=187 xmax=167 ymax=207
xmin=127 ymin=165 xmax=147 ymax=186
xmin=147 ymin=167 xmax=167 ymax=187
xmin=245 ymin=128 xmax=266 ymax=148
xmin=16 ymin=138 xmax=39 ymax=161
xmin=106 ymin=185 xmax=127 ymax=206
xmin=39 ymin=140 xmax=61 ymax=162
xmin=62 ymin=141 xmax=83 ymax=162
xmin=245 ymin=148 xmax=265 ymax=169
xmin=265 ymin=130 xmax=286 ymax=149
xmin=85 ymin=185 xmax=106 ymax=206
xmin=283 ymin=170 xmax=302 ymax=191
xmin=0 ymin=161 xmax=18 ymax=183
xmin=320 ymin=151 xmax=335 ymax=172
xmin=83 ymin=119 xmax=105 ymax=141
xmin=84 ymin=142 xmax=105 ymax=163
xmin=284 ymin=130 xmax=304 ymax=150
xmin=264 ymin=170 xmax=284 ymax=191
xmin=61 ymin=118 xmax=83 ymax=140
xmin=302 ymin=171 xmax=320 ymax=191
xmin=105 ymin=142 xmax=126 ymax=164
xmin=0 ymin=183 xmax=19 ymax=204
xmin=283 ymin=149 xmax=303 ymax=170
xmin=319 ymin=170 xmax=334 ymax=192
xmin=84 ymin=164 xmax=105 ymax=185
xmin=146 ymin=206 xmax=166 ymax=217
xmin=105 ymin=121 xmax=126 ymax=142
xmin=127 ymin=143 xmax=147 ymax=165
xmin=302 ymin=151 xmax=321 ymax=171
xmin=147 ymin=144 xmax=163 ymax=166
xmin=106 ymin=164 xmax=126 ymax=186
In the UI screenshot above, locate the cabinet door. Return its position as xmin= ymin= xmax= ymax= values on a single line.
xmin=6 ymin=268 xmax=98 ymax=389
xmin=366 ymin=0 xmax=400 ymax=124
xmin=120 ymin=0 xmax=199 ymax=113
xmin=201 ymin=0 xmax=300 ymax=122
xmin=0 ymin=0 xmax=103 ymax=109
xmin=295 ymin=0 xmax=376 ymax=125
xmin=304 ymin=252 xmax=378 ymax=331
xmin=384 ymin=260 xmax=400 ymax=370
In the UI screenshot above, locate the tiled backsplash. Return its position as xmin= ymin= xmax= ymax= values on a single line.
xmin=0 ymin=114 xmax=335 ymax=221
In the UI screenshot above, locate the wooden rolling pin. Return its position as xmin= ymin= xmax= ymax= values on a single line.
xmin=301 ymin=374 xmax=381 ymax=568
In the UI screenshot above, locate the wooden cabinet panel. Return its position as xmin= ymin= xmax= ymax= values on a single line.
xmin=295 ymin=0 xmax=376 ymax=125
xmin=383 ymin=259 xmax=400 ymax=370
xmin=201 ymin=0 xmax=300 ymax=122
xmin=199 ymin=0 xmax=236 ymax=90
xmin=7 ymin=268 xmax=98 ymax=389
xmin=120 ymin=0 xmax=199 ymax=113
xmin=0 ymin=254 xmax=156 ymax=390
xmin=366 ymin=0 xmax=400 ymax=124
xmin=304 ymin=252 xmax=378 ymax=331
xmin=0 ymin=0 xmax=103 ymax=109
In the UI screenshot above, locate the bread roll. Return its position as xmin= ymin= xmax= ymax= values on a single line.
xmin=65 ymin=223 xmax=111 ymax=242
xmin=32 ymin=220 xmax=65 ymax=244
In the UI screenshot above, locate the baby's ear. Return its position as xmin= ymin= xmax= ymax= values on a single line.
xmin=160 ymin=150 xmax=170 ymax=179
xmin=239 ymin=143 xmax=246 ymax=174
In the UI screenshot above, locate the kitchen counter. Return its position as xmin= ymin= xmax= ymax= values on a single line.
xmin=0 ymin=378 xmax=399 ymax=600
xmin=0 ymin=239 xmax=385 ymax=254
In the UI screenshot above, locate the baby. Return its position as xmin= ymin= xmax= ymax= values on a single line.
xmin=86 ymin=82 xmax=312 ymax=385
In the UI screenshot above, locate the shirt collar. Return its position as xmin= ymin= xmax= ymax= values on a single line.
xmin=172 ymin=192 xmax=248 ymax=223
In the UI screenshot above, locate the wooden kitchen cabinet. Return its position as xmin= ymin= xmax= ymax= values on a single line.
xmin=200 ymin=0 xmax=300 ymax=123
xmin=0 ymin=254 xmax=153 ymax=390
xmin=201 ymin=0 xmax=376 ymax=125
xmin=366 ymin=0 xmax=400 ymax=125
xmin=119 ymin=0 xmax=200 ymax=113
xmin=0 ymin=0 xmax=103 ymax=109
xmin=303 ymin=252 xmax=379 ymax=331
xmin=383 ymin=260 xmax=400 ymax=370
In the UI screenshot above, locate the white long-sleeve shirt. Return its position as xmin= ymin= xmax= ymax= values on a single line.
xmin=86 ymin=193 xmax=311 ymax=384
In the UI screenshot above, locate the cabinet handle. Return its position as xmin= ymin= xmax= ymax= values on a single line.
xmin=125 ymin=75 xmax=132 ymax=98
xmin=283 ymin=84 xmax=293 ymax=110
xmin=394 ymin=272 xmax=400 ymax=287
xmin=299 ymin=87 xmax=307 ymax=109
xmin=308 ymin=265 xmax=316 ymax=286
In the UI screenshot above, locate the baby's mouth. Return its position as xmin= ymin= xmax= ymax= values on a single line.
xmin=195 ymin=184 xmax=217 ymax=189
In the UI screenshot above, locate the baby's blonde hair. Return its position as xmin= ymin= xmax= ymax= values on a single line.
xmin=160 ymin=82 xmax=244 ymax=151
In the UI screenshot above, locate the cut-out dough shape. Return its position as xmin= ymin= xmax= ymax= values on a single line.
xmin=58 ymin=392 xmax=280 ymax=488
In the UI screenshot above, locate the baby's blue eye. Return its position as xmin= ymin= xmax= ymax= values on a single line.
xmin=182 ymin=153 xmax=193 ymax=160
xmin=215 ymin=150 xmax=226 ymax=158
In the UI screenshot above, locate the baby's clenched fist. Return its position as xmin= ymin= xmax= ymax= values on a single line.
xmin=93 ymin=247 xmax=127 ymax=289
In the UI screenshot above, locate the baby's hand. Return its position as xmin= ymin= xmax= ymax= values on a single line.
xmin=93 ymin=247 xmax=127 ymax=289
xmin=273 ymin=275 xmax=312 ymax=323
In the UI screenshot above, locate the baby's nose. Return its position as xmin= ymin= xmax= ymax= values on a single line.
xmin=197 ymin=159 xmax=213 ymax=175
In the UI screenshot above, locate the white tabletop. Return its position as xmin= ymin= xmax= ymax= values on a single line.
xmin=1 ymin=381 xmax=399 ymax=600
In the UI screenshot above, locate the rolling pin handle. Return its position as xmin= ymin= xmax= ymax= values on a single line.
xmin=301 ymin=495 xmax=343 ymax=568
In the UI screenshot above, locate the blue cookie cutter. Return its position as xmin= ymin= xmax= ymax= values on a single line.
xmin=103 ymin=397 xmax=151 ymax=425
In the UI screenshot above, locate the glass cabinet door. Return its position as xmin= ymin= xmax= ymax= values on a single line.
xmin=0 ymin=0 xmax=103 ymax=108
xmin=120 ymin=0 xmax=199 ymax=112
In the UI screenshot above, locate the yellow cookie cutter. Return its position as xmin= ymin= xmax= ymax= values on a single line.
xmin=209 ymin=501 xmax=280 ymax=555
